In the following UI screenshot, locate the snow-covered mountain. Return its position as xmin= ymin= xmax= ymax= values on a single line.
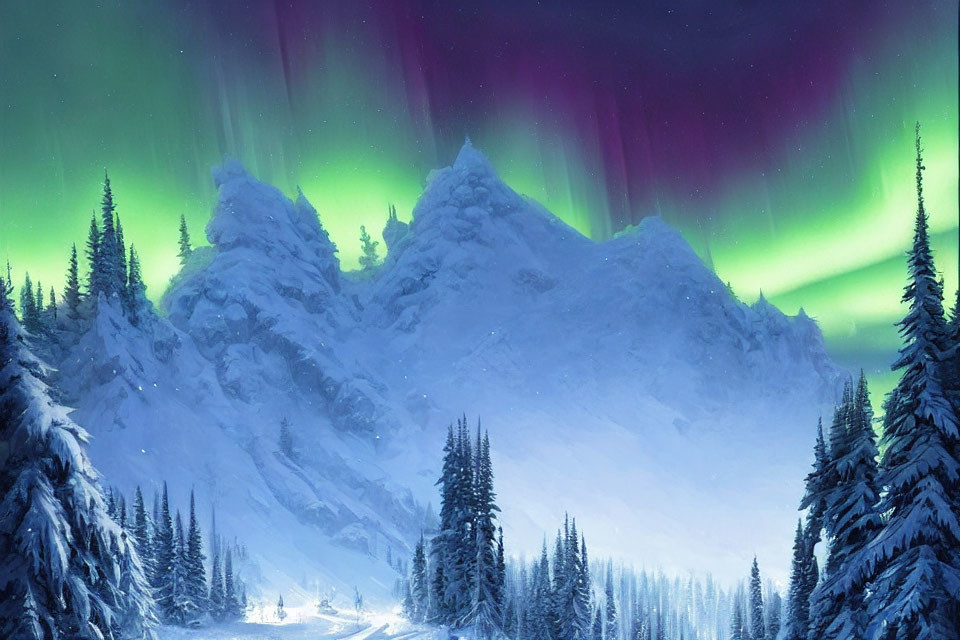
xmin=50 ymin=141 xmax=843 ymax=605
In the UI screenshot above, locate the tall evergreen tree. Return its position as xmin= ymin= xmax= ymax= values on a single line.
xmin=209 ymin=545 xmax=225 ymax=621
xmin=224 ymin=547 xmax=242 ymax=621
xmin=46 ymin=286 xmax=57 ymax=324
xmin=729 ymin=596 xmax=745 ymax=640
xmin=811 ymin=372 xmax=883 ymax=639
xmin=85 ymin=212 xmax=101 ymax=296
xmin=115 ymin=214 xmax=127 ymax=293
xmin=98 ymin=170 xmax=123 ymax=298
xmin=784 ymin=520 xmax=814 ymax=640
xmin=131 ymin=486 xmax=153 ymax=580
xmin=184 ymin=491 xmax=207 ymax=620
xmin=465 ymin=428 xmax=501 ymax=636
xmin=766 ymin=591 xmax=782 ymax=640
xmin=358 ymin=225 xmax=381 ymax=272
xmin=19 ymin=272 xmax=40 ymax=332
xmin=153 ymin=482 xmax=177 ymax=620
xmin=412 ymin=533 xmax=429 ymax=622
xmin=861 ymin=123 xmax=960 ymax=639
xmin=604 ymin=564 xmax=619 ymax=640
xmin=748 ymin=558 xmax=765 ymax=640
xmin=178 ymin=214 xmax=192 ymax=266
xmin=0 ymin=292 xmax=156 ymax=638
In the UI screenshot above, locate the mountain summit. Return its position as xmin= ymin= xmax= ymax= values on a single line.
xmin=53 ymin=143 xmax=841 ymax=600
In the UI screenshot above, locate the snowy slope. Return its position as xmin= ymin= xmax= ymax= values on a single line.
xmin=51 ymin=142 xmax=842 ymax=603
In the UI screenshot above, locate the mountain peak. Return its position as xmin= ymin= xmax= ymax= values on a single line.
xmin=452 ymin=136 xmax=496 ymax=176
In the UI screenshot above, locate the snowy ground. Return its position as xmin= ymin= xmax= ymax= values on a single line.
xmin=157 ymin=609 xmax=444 ymax=640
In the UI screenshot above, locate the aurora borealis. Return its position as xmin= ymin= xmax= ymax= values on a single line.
xmin=0 ymin=1 xmax=957 ymax=398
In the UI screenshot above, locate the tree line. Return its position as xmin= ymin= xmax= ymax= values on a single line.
xmin=104 ymin=483 xmax=248 ymax=628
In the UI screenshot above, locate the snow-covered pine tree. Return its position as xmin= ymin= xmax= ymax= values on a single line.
xmin=799 ymin=418 xmax=831 ymax=554
xmin=784 ymin=520 xmax=813 ymax=640
xmin=19 ymin=272 xmax=40 ymax=333
xmin=169 ymin=510 xmax=192 ymax=624
xmin=0 ymin=291 xmax=156 ymax=639
xmin=46 ymin=287 xmax=57 ymax=325
xmin=811 ymin=372 xmax=882 ymax=639
xmin=412 ymin=533 xmax=429 ymax=622
xmin=358 ymin=225 xmax=380 ymax=272
xmin=530 ymin=542 xmax=554 ymax=640
xmin=184 ymin=491 xmax=207 ymax=621
xmin=115 ymin=215 xmax=127 ymax=298
xmin=85 ymin=212 xmax=101 ymax=297
xmin=430 ymin=424 xmax=458 ymax=623
xmin=208 ymin=545 xmax=225 ymax=621
xmin=748 ymin=557 xmax=765 ymax=640
xmin=178 ymin=214 xmax=192 ymax=267
xmin=861 ymin=123 xmax=960 ymax=639
xmin=98 ymin=171 xmax=123 ymax=299
xmin=729 ymin=590 xmax=745 ymax=640
xmin=605 ymin=564 xmax=618 ymax=640
xmin=152 ymin=483 xmax=177 ymax=621
xmin=592 ymin=605 xmax=603 ymax=640
xmin=766 ymin=591 xmax=782 ymax=640
xmin=464 ymin=429 xmax=501 ymax=636
xmin=126 ymin=246 xmax=147 ymax=325
xmin=224 ymin=547 xmax=242 ymax=621
xmin=132 ymin=486 xmax=153 ymax=579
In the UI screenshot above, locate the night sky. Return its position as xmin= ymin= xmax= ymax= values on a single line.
xmin=0 ymin=0 xmax=957 ymax=399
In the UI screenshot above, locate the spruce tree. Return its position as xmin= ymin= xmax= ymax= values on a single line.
xmin=0 ymin=292 xmax=156 ymax=638
xmin=224 ymin=547 xmax=242 ymax=621
xmin=862 ymin=123 xmax=960 ymax=639
xmin=131 ymin=486 xmax=153 ymax=578
xmin=729 ymin=596 xmax=745 ymax=640
xmin=766 ymin=591 xmax=782 ymax=640
xmin=748 ymin=557 xmax=765 ymax=640
xmin=178 ymin=214 xmax=192 ymax=266
xmin=592 ymin=605 xmax=603 ymax=640
xmin=358 ymin=225 xmax=381 ymax=272
xmin=170 ymin=510 xmax=191 ymax=624
xmin=465 ymin=428 xmax=501 ymax=636
xmin=46 ymin=286 xmax=57 ymax=324
xmin=185 ymin=491 xmax=207 ymax=620
xmin=19 ymin=272 xmax=39 ymax=332
xmin=126 ymin=245 xmax=147 ymax=324
xmin=412 ymin=533 xmax=429 ymax=622
xmin=784 ymin=520 xmax=813 ymax=640
xmin=209 ymin=545 xmax=225 ymax=620
xmin=605 ymin=564 xmax=619 ymax=640
xmin=85 ymin=212 xmax=101 ymax=297
xmin=153 ymin=482 xmax=177 ymax=620
xmin=115 ymin=214 xmax=127 ymax=294
xmin=98 ymin=170 xmax=123 ymax=298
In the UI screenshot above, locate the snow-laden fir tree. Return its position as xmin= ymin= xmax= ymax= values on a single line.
xmin=784 ymin=520 xmax=814 ymax=640
xmin=115 ymin=215 xmax=127 ymax=295
xmin=411 ymin=533 xmax=429 ymax=622
xmin=85 ymin=212 xmax=101 ymax=296
xmin=152 ymin=483 xmax=177 ymax=621
xmin=604 ymin=564 xmax=619 ymax=640
xmin=0 ymin=282 xmax=156 ymax=639
xmin=131 ymin=486 xmax=153 ymax=578
xmin=46 ymin=287 xmax=57 ymax=324
xmin=464 ymin=428 xmax=502 ymax=637
xmin=208 ymin=545 xmax=225 ymax=621
xmin=810 ymin=372 xmax=882 ymax=640
xmin=19 ymin=272 xmax=40 ymax=333
xmin=178 ymin=214 xmax=192 ymax=267
xmin=749 ymin=557 xmax=765 ymax=640
xmin=358 ymin=225 xmax=381 ymax=272
xmin=766 ymin=591 xmax=782 ymax=640
xmin=184 ymin=491 xmax=207 ymax=621
xmin=224 ymin=547 xmax=244 ymax=621
xmin=859 ymin=123 xmax=960 ymax=639
xmin=729 ymin=589 xmax=745 ymax=640
xmin=126 ymin=246 xmax=147 ymax=324
xmin=97 ymin=171 xmax=123 ymax=299
xmin=592 ymin=605 xmax=603 ymax=640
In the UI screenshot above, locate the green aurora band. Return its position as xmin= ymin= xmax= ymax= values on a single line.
xmin=0 ymin=1 xmax=956 ymax=406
